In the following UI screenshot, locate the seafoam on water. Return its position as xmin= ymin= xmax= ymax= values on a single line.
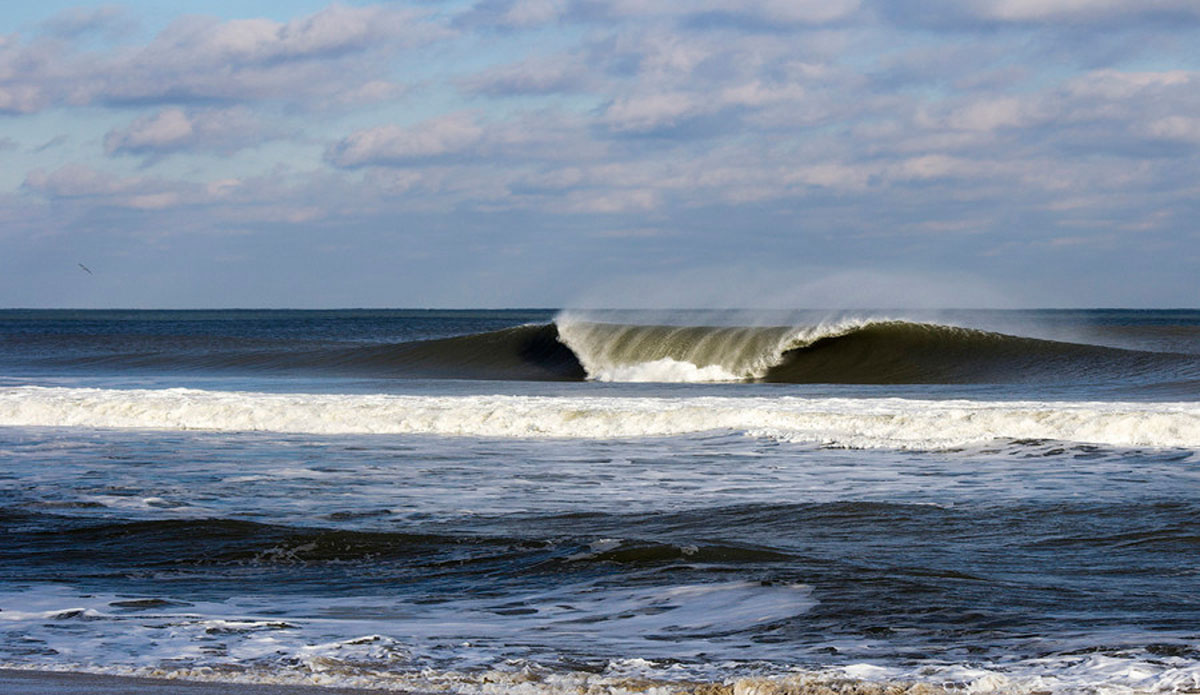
xmin=1 ymin=385 xmax=1198 ymax=449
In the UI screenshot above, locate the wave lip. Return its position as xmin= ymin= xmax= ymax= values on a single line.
xmin=2 ymin=386 xmax=1199 ymax=450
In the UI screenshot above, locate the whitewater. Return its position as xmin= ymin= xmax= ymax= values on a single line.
xmin=2 ymin=385 xmax=1198 ymax=449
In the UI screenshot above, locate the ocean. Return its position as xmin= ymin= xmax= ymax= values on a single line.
xmin=1 ymin=308 xmax=1198 ymax=694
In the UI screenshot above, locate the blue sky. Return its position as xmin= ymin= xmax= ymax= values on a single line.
xmin=2 ymin=0 xmax=1199 ymax=308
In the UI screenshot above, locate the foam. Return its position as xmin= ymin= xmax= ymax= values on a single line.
xmin=587 ymin=357 xmax=743 ymax=382
xmin=6 ymin=651 xmax=1200 ymax=695
xmin=3 ymin=587 xmax=1199 ymax=695
xmin=555 ymin=314 xmax=877 ymax=382
xmin=0 ymin=581 xmax=813 ymax=685
xmin=2 ymin=386 xmax=1199 ymax=449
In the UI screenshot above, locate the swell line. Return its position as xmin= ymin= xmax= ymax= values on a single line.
xmin=14 ymin=317 xmax=1200 ymax=385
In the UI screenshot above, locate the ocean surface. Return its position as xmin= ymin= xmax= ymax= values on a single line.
xmin=1 ymin=308 xmax=1199 ymax=694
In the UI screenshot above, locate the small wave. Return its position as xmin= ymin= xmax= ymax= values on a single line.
xmin=2 ymin=386 xmax=1199 ymax=449
xmin=11 ymin=515 xmax=536 ymax=568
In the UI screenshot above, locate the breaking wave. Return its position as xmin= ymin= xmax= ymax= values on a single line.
xmin=555 ymin=316 xmax=1200 ymax=384
xmin=24 ymin=315 xmax=1200 ymax=385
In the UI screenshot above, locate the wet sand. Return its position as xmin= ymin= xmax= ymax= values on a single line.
xmin=0 ymin=669 xmax=399 ymax=695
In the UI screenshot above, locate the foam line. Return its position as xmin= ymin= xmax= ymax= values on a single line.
xmin=2 ymin=386 xmax=1198 ymax=449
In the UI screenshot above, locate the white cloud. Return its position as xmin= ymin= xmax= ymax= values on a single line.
xmin=945 ymin=96 xmax=1043 ymax=132
xmin=967 ymin=0 xmax=1200 ymax=22
xmin=785 ymin=163 xmax=872 ymax=190
xmin=595 ymin=0 xmax=860 ymax=24
xmin=890 ymin=154 xmax=975 ymax=181
xmin=150 ymin=4 xmax=432 ymax=65
xmin=879 ymin=0 xmax=1200 ymax=27
xmin=471 ymin=0 xmax=860 ymax=27
xmin=1142 ymin=116 xmax=1200 ymax=144
xmin=24 ymin=164 xmax=141 ymax=197
xmin=603 ymin=92 xmax=701 ymax=132
xmin=699 ymin=0 xmax=861 ymax=24
xmin=1065 ymin=69 xmax=1193 ymax=99
xmin=328 ymin=113 xmax=486 ymax=167
xmin=463 ymin=55 xmax=588 ymax=95
xmin=331 ymin=80 xmax=407 ymax=106
xmin=109 ymin=108 xmax=193 ymax=150
xmin=561 ymin=187 xmax=660 ymax=213
xmin=123 ymin=192 xmax=181 ymax=210
xmin=719 ymin=81 xmax=806 ymax=108
xmin=98 ymin=5 xmax=441 ymax=105
xmin=104 ymin=107 xmax=277 ymax=156
xmin=22 ymin=163 xmax=220 ymax=212
xmin=0 ymin=5 xmax=447 ymax=113
xmin=0 ymin=84 xmax=44 ymax=114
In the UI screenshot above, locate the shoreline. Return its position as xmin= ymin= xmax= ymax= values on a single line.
xmin=0 ymin=667 xmax=972 ymax=695
xmin=0 ymin=669 xmax=400 ymax=695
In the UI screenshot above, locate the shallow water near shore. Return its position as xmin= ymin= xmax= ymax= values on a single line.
xmin=1 ymin=309 xmax=1199 ymax=693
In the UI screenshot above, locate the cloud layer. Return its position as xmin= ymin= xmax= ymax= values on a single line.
xmin=2 ymin=1 xmax=1198 ymax=307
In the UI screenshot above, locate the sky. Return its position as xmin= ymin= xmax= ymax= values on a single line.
xmin=2 ymin=0 xmax=1199 ymax=309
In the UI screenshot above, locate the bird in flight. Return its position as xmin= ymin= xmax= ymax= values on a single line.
xmin=78 ymin=263 xmax=93 ymax=275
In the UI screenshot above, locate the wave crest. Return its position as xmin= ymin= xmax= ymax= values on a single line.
xmin=555 ymin=315 xmax=879 ymax=382
xmin=557 ymin=315 xmax=1200 ymax=385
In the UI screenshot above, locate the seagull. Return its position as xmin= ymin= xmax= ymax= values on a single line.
xmin=78 ymin=263 xmax=93 ymax=275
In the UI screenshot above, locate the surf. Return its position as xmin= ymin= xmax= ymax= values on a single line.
xmin=3 ymin=386 xmax=1199 ymax=449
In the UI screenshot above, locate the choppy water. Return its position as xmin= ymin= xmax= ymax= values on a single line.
xmin=1 ymin=309 xmax=1199 ymax=694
